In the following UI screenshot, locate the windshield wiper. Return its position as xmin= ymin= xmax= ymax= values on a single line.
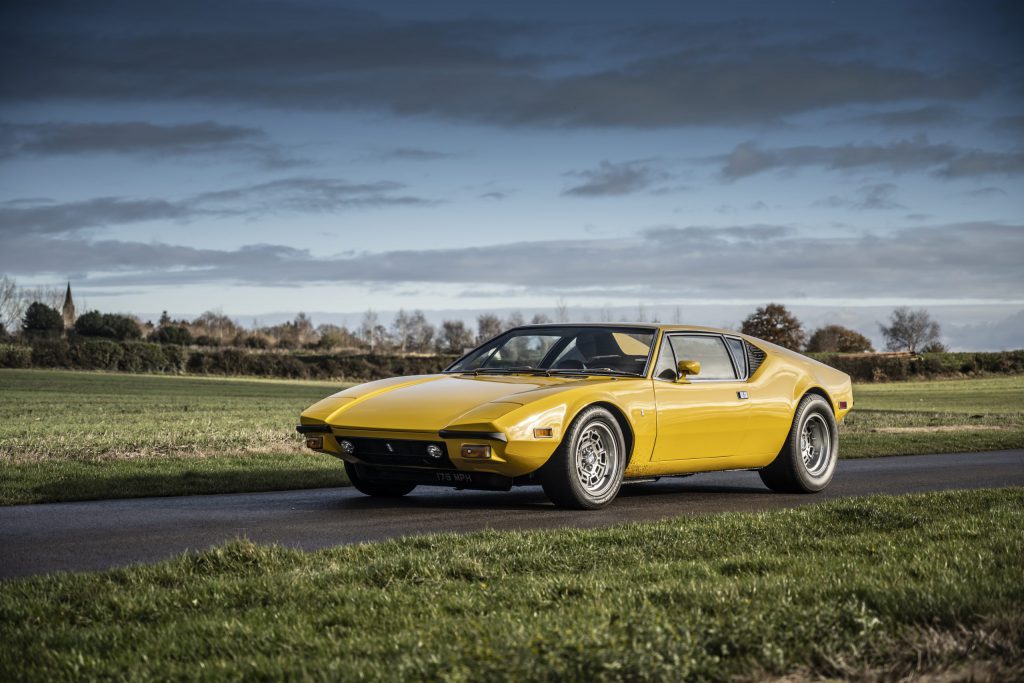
xmin=466 ymin=366 xmax=551 ymax=376
xmin=547 ymin=368 xmax=638 ymax=377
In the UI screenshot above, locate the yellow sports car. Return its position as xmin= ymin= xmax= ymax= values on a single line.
xmin=297 ymin=324 xmax=853 ymax=509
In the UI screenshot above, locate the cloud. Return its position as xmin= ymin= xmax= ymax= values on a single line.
xmin=963 ymin=186 xmax=1007 ymax=198
xmin=0 ymin=121 xmax=303 ymax=168
xmin=990 ymin=115 xmax=1024 ymax=136
xmin=0 ymin=1 xmax=1000 ymax=129
xmin=848 ymin=105 xmax=966 ymax=128
xmin=5 ymin=221 xmax=1021 ymax=303
xmin=714 ymin=135 xmax=1024 ymax=180
xmin=563 ymin=160 xmax=670 ymax=196
xmin=814 ymin=183 xmax=905 ymax=210
xmin=0 ymin=178 xmax=436 ymax=235
xmin=371 ymin=147 xmax=459 ymax=161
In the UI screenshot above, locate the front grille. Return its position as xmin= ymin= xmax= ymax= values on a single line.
xmin=746 ymin=342 xmax=767 ymax=377
xmin=347 ymin=437 xmax=452 ymax=469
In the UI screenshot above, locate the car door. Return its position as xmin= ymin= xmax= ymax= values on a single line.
xmin=651 ymin=333 xmax=751 ymax=461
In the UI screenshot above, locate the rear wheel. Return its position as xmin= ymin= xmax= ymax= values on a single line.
xmin=759 ymin=394 xmax=838 ymax=493
xmin=344 ymin=461 xmax=417 ymax=498
xmin=540 ymin=406 xmax=625 ymax=509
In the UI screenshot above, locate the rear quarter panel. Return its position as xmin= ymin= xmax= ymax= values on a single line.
xmin=743 ymin=337 xmax=854 ymax=463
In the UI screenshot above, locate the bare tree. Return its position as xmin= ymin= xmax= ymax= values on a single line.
xmin=530 ymin=313 xmax=552 ymax=325
xmin=476 ymin=313 xmax=503 ymax=342
xmin=359 ymin=309 xmax=380 ymax=350
xmin=407 ymin=310 xmax=435 ymax=352
xmin=879 ymin=307 xmax=942 ymax=353
xmin=554 ymin=297 xmax=570 ymax=323
xmin=20 ymin=284 xmax=64 ymax=310
xmin=392 ymin=309 xmax=413 ymax=353
xmin=437 ymin=319 xmax=474 ymax=354
xmin=504 ymin=310 xmax=525 ymax=331
xmin=0 ymin=275 xmax=26 ymax=333
xmin=672 ymin=306 xmax=683 ymax=324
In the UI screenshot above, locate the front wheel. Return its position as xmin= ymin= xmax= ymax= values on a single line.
xmin=540 ymin=406 xmax=626 ymax=509
xmin=344 ymin=461 xmax=417 ymax=498
xmin=759 ymin=394 xmax=838 ymax=493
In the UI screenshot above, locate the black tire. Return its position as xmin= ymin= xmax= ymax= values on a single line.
xmin=539 ymin=406 xmax=626 ymax=509
xmin=344 ymin=461 xmax=417 ymax=498
xmin=759 ymin=394 xmax=838 ymax=493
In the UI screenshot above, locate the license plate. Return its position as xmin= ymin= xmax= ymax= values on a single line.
xmin=434 ymin=471 xmax=474 ymax=484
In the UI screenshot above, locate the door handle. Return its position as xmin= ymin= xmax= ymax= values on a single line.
xmin=737 ymin=391 xmax=748 ymax=400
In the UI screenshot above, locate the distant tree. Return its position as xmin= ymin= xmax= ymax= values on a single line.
xmin=879 ymin=307 xmax=942 ymax=353
xmin=152 ymin=325 xmax=193 ymax=346
xmin=22 ymin=302 xmax=64 ymax=338
xmin=407 ymin=311 xmax=435 ymax=352
xmin=805 ymin=325 xmax=874 ymax=353
xmin=530 ymin=313 xmax=552 ymax=325
xmin=194 ymin=335 xmax=222 ymax=347
xmin=554 ymin=297 xmax=570 ymax=323
xmin=316 ymin=324 xmax=360 ymax=350
xmin=504 ymin=310 xmax=525 ymax=331
xmin=740 ymin=303 xmax=806 ymax=350
xmin=476 ymin=313 xmax=503 ymax=343
xmin=921 ymin=340 xmax=948 ymax=353
xmin=438 ymin=320 xmax=474 ymax=354
xmin=359 ymin=309 xmax=391 ymax=351
xmin=192 ymin=310 xmax=239 ymax=344
xmin=0 ymin=275 xmax=26 ymax=333
xmin=74 ymin=310 xmax=142 ymax=341
xmin=245 ymin=333 xmax=272 ymax=349
xmin=392 ymin=309 xmax=413 ymax=353
xmin=20 ymin=285 xmax=64 ymax=310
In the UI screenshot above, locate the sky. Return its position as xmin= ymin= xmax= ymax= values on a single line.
xmin=1 ymin=0 xmax=1022 ymax=349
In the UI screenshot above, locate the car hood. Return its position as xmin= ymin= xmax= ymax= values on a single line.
xmin=305 ymin=373 xmax=603 ymax=432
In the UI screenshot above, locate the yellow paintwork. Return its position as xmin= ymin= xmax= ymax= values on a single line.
xmin=298 ymin=325 xmax=853 ymax=479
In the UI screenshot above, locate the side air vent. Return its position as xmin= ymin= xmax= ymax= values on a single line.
xmin=746 ymin=341 xmax=767 ymax=377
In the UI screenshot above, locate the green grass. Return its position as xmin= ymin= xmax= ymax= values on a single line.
xmin=0 ymin=369 xmax=351 ymax=504
xmin=841 ymin=376 xmax=1024 ymax=458
xmin=1 ymin=370 xmax=1022 ymax=506
xmin=1 ymin=489 xmax=1021 ymax=681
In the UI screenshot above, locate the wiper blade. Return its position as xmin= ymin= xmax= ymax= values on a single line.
xmin=467 ymin=366 xmax=550 ymax=376
xmin=548 ymin=368 xmax=637 ymax=377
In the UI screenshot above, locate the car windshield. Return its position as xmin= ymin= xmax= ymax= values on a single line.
xmin=445 ymin=326 xmax=655 ymax=377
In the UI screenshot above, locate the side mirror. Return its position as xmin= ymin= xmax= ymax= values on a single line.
xmin=676 ymin=359 xmax=701 ymax=382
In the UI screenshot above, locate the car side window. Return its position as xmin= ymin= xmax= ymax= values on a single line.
xmin=726 ymin=337 xmax=747 ymax=379
xmin=652 ymin=335 xmax=677 ymax=381
xmin=669 ymin=335 xmax=738 ymax=380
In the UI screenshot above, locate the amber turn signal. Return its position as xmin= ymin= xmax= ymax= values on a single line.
xmin=533 ymin=427 xmax=554 ymax=438
xmin=461 ymin=444 xmax=491 ymax=459
xmin=305 ymin=436 xmax=324 ymax=450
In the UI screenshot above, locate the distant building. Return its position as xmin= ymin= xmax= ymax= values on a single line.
xmin=62 ymin=282 xmax=76 ymax=329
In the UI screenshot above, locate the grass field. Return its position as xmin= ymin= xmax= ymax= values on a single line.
xmin=0 ymin=370 xmax=349 ymax=505
xmin=1 ymin=489 xmax=1021 ymax=681
xmin=1 ymin=369 xmax=1022 ymax=505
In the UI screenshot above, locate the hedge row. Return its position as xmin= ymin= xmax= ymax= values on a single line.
xmin=0 ymin=340 xmax=456 ymax=381
xmin=2 ymin=340 xmax=1023 ymax=383
xmin=807 ymin=350 xmax=1024 ymax=383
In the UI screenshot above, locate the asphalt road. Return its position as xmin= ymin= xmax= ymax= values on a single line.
xmin=2 ymin=450 xmax=1022 ymax=579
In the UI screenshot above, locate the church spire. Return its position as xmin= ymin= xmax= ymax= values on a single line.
xmin=62 ymin=282 xmax=76 ymax=329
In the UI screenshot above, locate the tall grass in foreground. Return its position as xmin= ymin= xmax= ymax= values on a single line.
xmin=1 ymin=489 xmax=1021 ymax=681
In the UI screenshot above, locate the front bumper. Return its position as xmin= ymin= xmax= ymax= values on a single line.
xmin=295 ymin=424 xmax=556 ymax=478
